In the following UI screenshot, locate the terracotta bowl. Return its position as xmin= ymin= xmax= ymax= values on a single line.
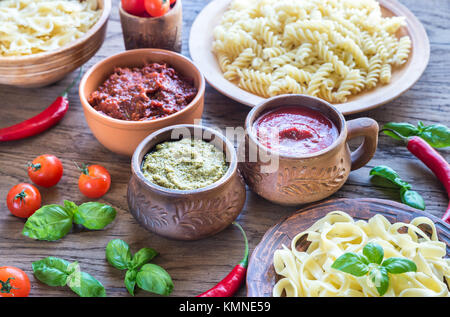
xmin=0 ymin=0 xmax=111 ymax=88
xmin=79 ymin=49 xmax=205 ymax=156
xmin=127 ymin=124 xmax=247 ymax=240
xmin=238 ymin=94 xmax=379 ymax=206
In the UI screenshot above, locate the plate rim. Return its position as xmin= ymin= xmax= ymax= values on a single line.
xmin=245 ymin=197 xmax=450 ymax=297
xmin=189 ymin=0 xmax=430 ymax=115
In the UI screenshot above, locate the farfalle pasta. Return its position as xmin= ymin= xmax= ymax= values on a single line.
xmin=213 ymin=0 xmax=412 ymax=103
xmin=0 ymin=0 xmax=101 ymax=56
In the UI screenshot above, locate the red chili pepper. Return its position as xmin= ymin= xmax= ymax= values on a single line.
xmin=406 ymin=136 xmax=450 ymax=223
xmin=196 ymin=222 xmax=249 ymax=297
xmin=382 ymin=129 xmax=450 ymax=224
xmin=0 ymin=69 xmax=82 ymax=142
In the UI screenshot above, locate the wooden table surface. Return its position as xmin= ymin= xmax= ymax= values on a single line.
xmin=0 ymin=0 xmax=449 ymax=297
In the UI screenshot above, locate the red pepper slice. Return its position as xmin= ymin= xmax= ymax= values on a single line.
xmin=0 ymin=68 xmax=82 ymax=142
xmin=196 ymin=222 xmax=249 ymax=297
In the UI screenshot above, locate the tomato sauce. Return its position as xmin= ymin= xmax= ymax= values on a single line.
xmin=253 ymin=106 xmax=339 ymax=156
xmin=88 ymin=63 xmax=197 ymax=121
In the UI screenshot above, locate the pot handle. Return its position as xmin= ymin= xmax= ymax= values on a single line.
xmin=346 ymin=118 xmax=379 ymax=171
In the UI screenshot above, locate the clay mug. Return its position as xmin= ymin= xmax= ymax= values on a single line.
xmin=238 ymin=94 xmax=379 ymax=206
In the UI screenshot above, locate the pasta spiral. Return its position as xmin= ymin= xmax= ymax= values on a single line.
xmin=213 ymin=0 xmax=412 ymax=103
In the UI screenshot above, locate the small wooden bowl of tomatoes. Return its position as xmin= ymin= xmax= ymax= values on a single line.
xmin=119 ymin=0 xmax=182 ymax=52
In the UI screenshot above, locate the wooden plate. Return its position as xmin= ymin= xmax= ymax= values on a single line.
xmin=189 ymin=0 xmax=430 ymax=115
xmin=246 ymin=198 xmax=450 ymax=297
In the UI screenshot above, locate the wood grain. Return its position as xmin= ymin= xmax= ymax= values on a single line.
xmin=246 ymin=198 xmax=450 ymax=297
xmin=0 ymin=0 xmax=449 ymax=297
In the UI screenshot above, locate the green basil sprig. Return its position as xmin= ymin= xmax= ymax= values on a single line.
xmin=331 ymin=243 xmax=417 ymax=296
xmin=32 ymin=256 xmax=106 ymax=297
xmin=23 ymin=200 xmax=116 ymax=241
xmin=370 ymin=165 xmax=426 ymax=210
xmin=106 ymin=239 xmax=173 ymax=296
xmin=383 ymin=121 xmax=450 ymax=148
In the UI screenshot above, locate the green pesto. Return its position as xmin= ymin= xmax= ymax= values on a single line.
xmin=142 ymin=138 xmax=228 ymax=190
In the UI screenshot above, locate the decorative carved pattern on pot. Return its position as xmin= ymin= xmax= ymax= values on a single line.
xmin=277 ymin=160 xmax=347 ymax=197
xmin=173 ymin=190 xmax=243 ymax=233
xmin=239 ymin=162 xmax=265 ymax=188
xmin=127 ymin=178 xmax=169 ymax=229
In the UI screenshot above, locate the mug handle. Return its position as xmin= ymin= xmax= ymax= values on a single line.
xmin=346 ymin=118 xmax=379 ymax=171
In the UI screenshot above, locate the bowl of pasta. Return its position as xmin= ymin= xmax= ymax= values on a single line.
xmin=0 ymin=0 xmax=111 ymax=88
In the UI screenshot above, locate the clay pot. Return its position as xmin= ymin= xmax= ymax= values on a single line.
xmin=119 ymin=0 xmax=182 ymax=52
xmin=127 ymin=124 xmax=247 ymax=240
xmin=238 ymin=94 xmax=379 ymax=206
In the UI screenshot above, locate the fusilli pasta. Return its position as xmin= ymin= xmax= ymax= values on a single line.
xmin=213 ymin=0 xmax=412 ymax=103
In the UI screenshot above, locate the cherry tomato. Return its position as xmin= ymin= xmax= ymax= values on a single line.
xmin=170 ymin=0 xmax=176 ymax=4
xmin=144 ymin=0 xmax=170 ymax=17
xmin=121 ymin=0 xmax=147 ymax=16
xmin=78 ymin=164 xmax=111 ymax=199
xmin=27 ymin=154 xmax=63 ymax=188
xmin=6 ymin=183 xmax=41 ymax=218
xmin=0 ymin=267 xmax=30 ymax=297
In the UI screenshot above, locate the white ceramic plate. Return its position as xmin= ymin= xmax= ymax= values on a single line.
xmin=189 ymin=0 xmax=430 ymax=115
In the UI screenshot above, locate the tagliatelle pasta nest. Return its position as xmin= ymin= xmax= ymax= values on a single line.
xmin=273 ymin=211 xmax=450 ymax=297
xmin=0 ymin=0 xmax=101 ymax=56
xmin=213 ymin=0 xmax=412 ymax=103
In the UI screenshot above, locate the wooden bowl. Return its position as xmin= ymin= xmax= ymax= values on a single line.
xmin=246 ymin=198 xmax=450 ymax=297
xmin=0 ymin=0 xmax=111 ymax=88
xmin=79 ymin=48 xmax=205 ymax=157
xmin=127 ymin=124 xmax=247 ymax=240
xmin=119 ymin=0 xmax=183 ymax=52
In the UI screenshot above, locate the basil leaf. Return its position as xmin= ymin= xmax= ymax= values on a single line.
xmin=369 ymin=166 xmax=410 ymax=189
xmin=66 ymin=261 xmax=80 ymax=276
xmin=383 ymin=122 xmax=419 ymax=140
xmin=130 ymin=248 xmax=158 ymax=270
xmin=400 ymin=188 xmax=426 ymax=210
xmin=106 ymin=239 xmax=132 ymax=270
xmin=73 ymin=202 xmax=116 ymax=230
xmin=136 ymin=264 xmax=174 ymax=296
xmin=125 ymin=269 xmax=137 ymax=296
xmin=419 ymin=124 xmax=450 ymax=148
xmin=23 ymin=205 xmax=74 ymax=241
xmin=370 ymin=266 xmax=390 ymax=296
xmin=65 ymin=262 xmax=82 ymax=291
xmin=32 ymin=257 xmax=71 ymax=287
xmin=331 ymin=253 xmax=370 ymax=277
xmin=370 ymin=165 xmax=399 ymax=181
xmin=63 ymin=200 xmax=78 ymax=216
xmin=417 ymin=121 xmax=426 ymax=131
xmin=363 ymin=243 xmax=384 ymax=264
xmin=68 ymin=271 xmax=106 ymax=297
xmin=382 ymin=257 xmax=417 ymax=274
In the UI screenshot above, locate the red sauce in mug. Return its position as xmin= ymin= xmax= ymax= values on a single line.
xmin=253 ymin=106 xmax=339 ymax=156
